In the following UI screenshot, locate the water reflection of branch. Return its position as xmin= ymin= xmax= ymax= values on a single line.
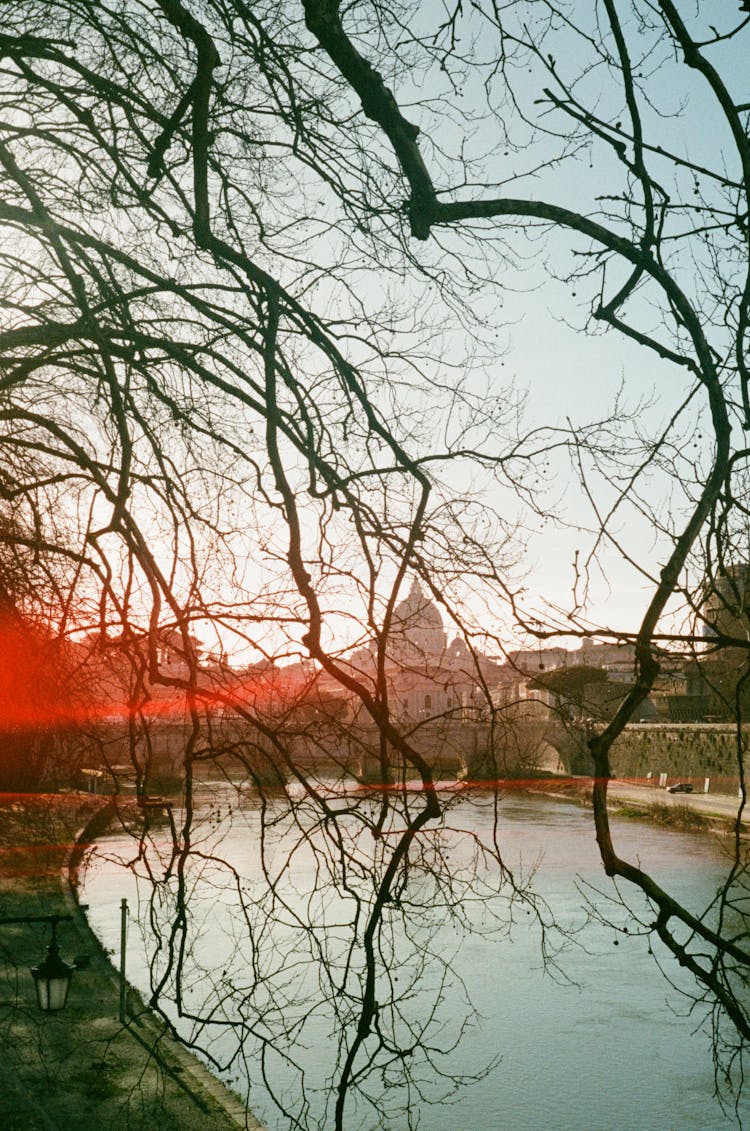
xmin=109 ymin=754 xmax=552 ymax=1130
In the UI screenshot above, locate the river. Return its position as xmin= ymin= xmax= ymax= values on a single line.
xmin=80 ymin=786 xmax=748 ymax=1130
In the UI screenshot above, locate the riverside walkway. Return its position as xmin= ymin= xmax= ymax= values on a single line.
xmin=0 ymin=793 xmax=262 ymax=1131
xmin=604 ymin=779 xmax=750 ymax=826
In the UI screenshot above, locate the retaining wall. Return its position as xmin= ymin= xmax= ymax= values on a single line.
xmin=610 ymin=724 xmax=746 ymax=791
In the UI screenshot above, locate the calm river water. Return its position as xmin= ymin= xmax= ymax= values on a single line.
xmin=81 ymin=788 xmax=748 ymax=1130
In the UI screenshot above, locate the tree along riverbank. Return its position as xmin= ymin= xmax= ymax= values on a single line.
xmin=0 ymin=791 xmax=255 ymax=1131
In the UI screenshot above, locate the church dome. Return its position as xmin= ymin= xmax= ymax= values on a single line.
xmin=391 ymin=578 xmax=446 ymax=658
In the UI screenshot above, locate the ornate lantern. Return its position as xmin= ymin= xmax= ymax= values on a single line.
xmin=30 ymin=919 xmax=75 ymax=1011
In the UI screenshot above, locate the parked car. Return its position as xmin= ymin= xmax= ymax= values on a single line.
xmin=666 ymin=782 xmax=693 ymax=794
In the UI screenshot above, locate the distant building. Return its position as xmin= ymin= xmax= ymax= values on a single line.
xmin=576 ymin=640 xmax=636 ymax=671
xmin=508 ymin=646 xmax=570 ymax=673
xmin=348 ymin=578 xmax=509 ymax=722
xmin=702 ymin=564 xmax=750 ymax=643
xmin=509 ymin=640 xmax=636 ymax=675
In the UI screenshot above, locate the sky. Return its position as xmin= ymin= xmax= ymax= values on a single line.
xmin=196 ymin=0 xmax=747 ymax=662
xmin=377 ymin=1 xmax=749 ymax=650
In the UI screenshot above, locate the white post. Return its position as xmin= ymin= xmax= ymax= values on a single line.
xmin=704 ymin=777 xmax=710 ymax=794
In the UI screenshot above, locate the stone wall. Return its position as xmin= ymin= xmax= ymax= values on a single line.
xmin=609 ymin=723 xmax=746 ymax=790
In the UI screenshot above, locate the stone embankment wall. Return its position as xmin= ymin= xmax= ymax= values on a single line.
xmin=610 ymin=723 xmax=746 ymax=789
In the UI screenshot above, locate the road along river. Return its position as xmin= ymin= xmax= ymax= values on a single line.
xmin=81 ymin=786 xmax=748 ymax=1130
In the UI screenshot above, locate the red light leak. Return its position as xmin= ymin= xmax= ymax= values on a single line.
xmin=0 ymin=614 xmax=72 ymax=727
xmin=0 ymin=610 xmax=279 ymax=727
xmin=350 ymin=775 xmax=596 ymax=795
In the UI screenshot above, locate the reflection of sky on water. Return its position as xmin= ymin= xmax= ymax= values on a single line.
xmin=82 ymin=789 xmax=742 ymax=1130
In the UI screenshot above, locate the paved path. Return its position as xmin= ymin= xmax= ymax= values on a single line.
xmin=0 ymin=794 xmax=262 ymax=1131
xmin=604 ymin=779 xmax=749 ymax=825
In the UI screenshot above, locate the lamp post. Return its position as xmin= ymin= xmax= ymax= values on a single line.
xmin=31 ymin=917 xmax=76 ymax=1011
xmin=0 ymin=913 xmax=76 ymax=1012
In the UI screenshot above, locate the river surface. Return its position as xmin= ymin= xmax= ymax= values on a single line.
xmin=81 ymin=788 xmax=749 ymax=1130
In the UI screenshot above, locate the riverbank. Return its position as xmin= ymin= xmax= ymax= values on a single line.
xmin=0 ymin=791 xmax=259 ymax=1131
xmin=525 ymin=776 xmax=749 ymax=837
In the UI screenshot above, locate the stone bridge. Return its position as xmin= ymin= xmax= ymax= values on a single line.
xmin=85 ymin=715 xmax=745 ymax=790
xmin=87 ymin=715 xmax=568 ymax=787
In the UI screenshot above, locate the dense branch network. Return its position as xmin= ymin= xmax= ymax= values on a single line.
xmin=2 ymin=0 xmax=750 ymax=1126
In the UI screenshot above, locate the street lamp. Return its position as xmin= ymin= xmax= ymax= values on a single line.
xmin=0 ymin=913 xmax=76 ymax=1012
xmin=30 ymin=918 xmax=75 ymax=1011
